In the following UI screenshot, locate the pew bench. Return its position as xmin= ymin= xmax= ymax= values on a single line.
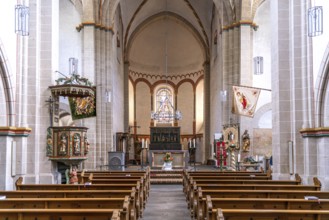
xmin=0 ymin=196 xmax=133 ymax=220
xmin=88 ymin=177 xmax=147 ymax=209
xmin=187 ymin=182 xmax=321 ymax=210
xmin=203 ymin=195 xmax=329 ymax=220
xmin=79 ymin=168 xmax=150 ymax=185
xmin=0 ymin=208 xmax=122 ymax=220
xmin=86 ymin=173 xmax=150 ymax=199
xmin=186 ymin=177 xmax=321 ymax=217
xmin=15 ymin=178 xmax=144 ymax=218
xmin=183 ymin=175 xmax=272 ymax=194
xmin=185 ymin=173 xmax=303 ymax=202
xmin=194 ymin=189 xmax=329 ymax=220
xmin=211 ymin=208 xmax=329 ymax=220
xmin=183 ymin=169 xmax=271 ymax=192
xmin=89 ymin=175 xmax=150 ymax=204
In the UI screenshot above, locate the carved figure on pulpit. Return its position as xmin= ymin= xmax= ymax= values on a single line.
xmin=73 ymin=134 xmax=81 ymax=155
xmin=84 ymin=135 xmax=90 ymax=154
xmin=59 ymin=134 xmax=67 ymax=155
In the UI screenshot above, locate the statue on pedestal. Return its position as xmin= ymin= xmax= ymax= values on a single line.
xmin=242 ymin=130 xmax=250 ymax=152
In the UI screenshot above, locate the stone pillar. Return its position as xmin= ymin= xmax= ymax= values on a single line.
xmin=0 ymin=127 xmax=31 ymax=190
xmin=81 ymin=2 xmax=97 ymax=169
xmin=124 ymin=61 xmax=130 ymax=130
xmin=271 ymin=0 xmax=314 ymax=182
xmin=239 ymin=24 xmax=254 ymax=146
xmin=203 ymin=62 xmax=211 ymax=163
xmin=0 ymin=136 xmax=14 ymax=190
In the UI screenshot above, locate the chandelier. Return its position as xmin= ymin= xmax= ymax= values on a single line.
xmin=150 ymin=1 xmax=182 ymax=123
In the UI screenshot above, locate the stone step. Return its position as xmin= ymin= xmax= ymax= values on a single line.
xmin=150 ymin=169 xmax=183 ymax=184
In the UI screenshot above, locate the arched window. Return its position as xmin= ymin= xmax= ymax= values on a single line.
xmin=154 ymin=87 xmax=174 ymax=123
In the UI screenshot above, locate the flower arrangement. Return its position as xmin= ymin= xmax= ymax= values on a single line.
xmin=163 ymin=152 xmax=173 ymax=163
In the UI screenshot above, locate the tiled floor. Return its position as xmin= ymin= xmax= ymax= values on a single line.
xmin=141 ymin=184 xmax=191 ymax=220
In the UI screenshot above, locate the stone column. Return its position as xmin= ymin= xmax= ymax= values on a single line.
xmin=203 ymin=61 xmax=211 ymax=163
xmin=271 ymin=0 xmax=314 ymax=182
xmin=124 ymin=61 xmax=130 ymax=130
xmin=239 ymin=24 xmax=253 ymax=146
xmin=80 ymin=1 xmax=96 ymax=169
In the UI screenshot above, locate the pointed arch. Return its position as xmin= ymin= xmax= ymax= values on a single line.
xmin=315 ymin=42 xmax=329 ymax=127
xmin=126 ymin=11 xmax=209 ymax=63
xmin=0 ymin=42 xmax=14 ymax=126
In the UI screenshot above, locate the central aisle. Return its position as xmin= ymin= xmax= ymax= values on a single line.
xmin=142 ymin=184 xmax=191 ymax=220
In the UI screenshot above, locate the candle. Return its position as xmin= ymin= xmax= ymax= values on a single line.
xmin=193 ymin=139 xmax=196 ymax=148
xmin=189 ymin=139 xmax=192 ymax=148
xmin=238 ymin=153 xmax=241 ymax=162
xmin=145 ymin=140 xmax=148 ymax=149
xmin=255 ymin=155 xmax=258 ymax=161
xmin=142 ymin=139 xmax=144 ymax=148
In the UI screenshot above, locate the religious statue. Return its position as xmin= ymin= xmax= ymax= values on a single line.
xmin=59 ymin=134 xmax=67 ymax=154
xmin=84 ymin=135 xmax=90 ymax=154
xmin=69 ymin=166 xmax=79 ymax=184
xmin=227 ymin=130 xmax=236 ymax=147
xmin=73 ymin=134 xmax=81 ymax=154
xmin=242 ymin=129 xmax=250 ymax=152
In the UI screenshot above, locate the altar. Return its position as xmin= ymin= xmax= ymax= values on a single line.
xmin=148 ymin=150 xmax=189 ymax=169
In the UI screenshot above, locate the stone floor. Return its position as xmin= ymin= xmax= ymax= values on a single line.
xmin=141 ymin=184 xmax=191 ymax=220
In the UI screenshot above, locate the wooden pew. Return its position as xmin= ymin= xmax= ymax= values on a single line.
xmin=89 ymin=176 xmax=148 ymax=206
xmin=204 ymin=195 xmax=329 ymax=220
xmin=189 ymin=181 xmax=321 ymax=208
xmin=0 ymin=190 xmax=138 ymax=218
xmin=183 ymin=174 xmax=272 ymax=195
xmin=183 ymin=170 xmax=272 ymax=193
xmin=79 ymin=167 xmax=150 ymax=185
xmin=0 ymin=209 xmax=122 ymax=220
xmin=88 ymin=177 xmax=147 ymax=210
xmin=15 ymin=177 xmax=144 ymax=218
xmin=211 ymin=208 xmax=329 ymax=220
xmin=187 ymin=176 xmax=321 ymax=218
xmin=185 ymin=174 xmax=310 ymax=209
xmin=195 ymin=188 xmax=329 ymax=220
xmin=87 ymin=173 xmax=150 ymax=199
xmin=197 ymin=188 xmax=329 ymax=199
xmin=0 ymin=196 xmax=133 ymax=220
xmin=183 ymin=169 xmax=270 ymax=187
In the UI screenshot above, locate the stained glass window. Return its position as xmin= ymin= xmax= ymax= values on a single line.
xmin=155 ymin=87 xmax=174 ymax=123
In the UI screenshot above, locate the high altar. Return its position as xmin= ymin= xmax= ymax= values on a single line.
xmin=148 ymin=127 xmax=188 ymax=168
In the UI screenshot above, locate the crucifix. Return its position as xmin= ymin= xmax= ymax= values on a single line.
xmin=45 ymin=96 xmax=55 ymax=126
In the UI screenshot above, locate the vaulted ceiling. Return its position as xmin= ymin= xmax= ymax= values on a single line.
xmin=119 ymin=0 xmax=214 ymax=75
